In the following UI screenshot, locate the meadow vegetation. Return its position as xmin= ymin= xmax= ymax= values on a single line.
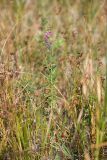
xmin=0 ymin=0 xmax=107 ymax=159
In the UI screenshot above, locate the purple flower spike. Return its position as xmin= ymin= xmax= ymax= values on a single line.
xmin=43 ymin=31 xmax=52 ymax=49
xmin=44 ymin=31 xmax=52 ymax=39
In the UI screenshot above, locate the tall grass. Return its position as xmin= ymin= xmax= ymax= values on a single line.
xmin=0 ymin=0 xmax=107 ymax=159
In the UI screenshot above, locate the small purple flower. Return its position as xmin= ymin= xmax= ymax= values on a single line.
xmin=43 ymin=31 xmax=52 ymax=49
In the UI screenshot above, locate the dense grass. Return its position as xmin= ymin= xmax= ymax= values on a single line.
xmin=0 ymin=0 xmax=107 ymax=159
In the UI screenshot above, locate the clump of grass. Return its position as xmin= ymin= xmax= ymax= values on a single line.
xmin=0 ymin=0 xmax=107 ymax=160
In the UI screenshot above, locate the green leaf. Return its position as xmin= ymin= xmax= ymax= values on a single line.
xmin=54 ymin=154 xmax=60 ymax=160
xmin=61 ymin=144 xmax=71 ymax=158
xmin=54 ymin=38 xmax=64 ymax=49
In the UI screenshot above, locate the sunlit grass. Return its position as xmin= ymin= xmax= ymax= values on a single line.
xmin=0 ymin=0 xmax=107 ymax=159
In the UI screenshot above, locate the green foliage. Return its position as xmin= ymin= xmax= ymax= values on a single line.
xmin=0 ymin=0 xmax=106 ymax=160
